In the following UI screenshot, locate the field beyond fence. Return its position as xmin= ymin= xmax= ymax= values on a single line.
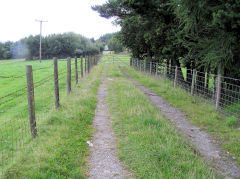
xmin=0 ymin=55 xmax=99 ymax=176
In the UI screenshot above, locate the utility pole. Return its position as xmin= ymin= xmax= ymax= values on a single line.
xmin=35 ymin=19 xmax=48 ymax=63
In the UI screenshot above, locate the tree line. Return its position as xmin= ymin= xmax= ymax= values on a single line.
xmin=93 ymin=0 xmax=240 ymax=82
xmin=98 ymin=32 xmax=125 ymax=53
xmin=0 ymin=32 xmax=104 ymax=60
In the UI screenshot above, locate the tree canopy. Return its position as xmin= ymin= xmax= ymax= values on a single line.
xmin=93 ymin=0 xmax=240 ymax=79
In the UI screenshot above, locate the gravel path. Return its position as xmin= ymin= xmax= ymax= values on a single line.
xmin=120 ymin=67 xmax=240 ymax=179
xmin=88 ymin=69 xmax=132 ymax=179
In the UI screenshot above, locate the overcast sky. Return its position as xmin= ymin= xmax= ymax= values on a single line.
xmin=0 ymin=0 xmax=120 ymax=42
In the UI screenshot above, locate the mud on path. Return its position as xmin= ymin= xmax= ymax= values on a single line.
xmin=120 ymin=67 xmax=240 ymax=179
xmin=88 ymin=68 xmax=132 ymax=179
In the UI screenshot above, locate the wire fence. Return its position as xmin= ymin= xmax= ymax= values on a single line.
xmin=130 ymin=58 xmax=240 ymax=122
xmin=0 ymin=55 xmax=100 ymax=176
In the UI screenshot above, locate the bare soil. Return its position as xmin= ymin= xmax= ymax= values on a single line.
xmin=88 ymin=69 xmax=133 ymax=179
xmin=120 ymin=67 xmax=240 ymax=179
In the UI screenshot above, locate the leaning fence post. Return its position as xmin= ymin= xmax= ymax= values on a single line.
xmin=75 ymin=56 xmax=78 ymax=84
xmin=81 ymin=56 xmax=83 ymax=78
xmin=53 ymin=57 xmax=60 ymax=109
xmin=155 ymin=63 xmax=158 ymax=76
xmin=174 ymin=66 xmax=178 ymax=88
xmin=216 ymin=69 xmax=222 ymax=111
xmin=26 ymin=65 xmax=37 ymax=138
xmin=67 ymin=57 xmax=71 ymax=94
xmin=150 ymin=62 xmax=152 ymax=75
xmin=191 ymin=69 xmax=196 ymax=95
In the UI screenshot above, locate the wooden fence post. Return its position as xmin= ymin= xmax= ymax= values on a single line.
xmin=174 ymin=66 xmax=178 ymax=88
xmin=53 ymin=57 xmax=60 ymax=109
xmin=88 ymin=56 xmax=90 ymax=73
xmin=155 ymin=63 xmax=158 ymax=76
xmin=81 ymin=56 xmax=83 ymax=78
xmin=85 ymin=56 xmax=87 ymax=75
xmin=164 ymin=63 xmax=167 ymax=78
xmin=67 ymin=57 xmax=71 ymax=94
xmin=144 ymin=60 xmax=146 ymax=72
xmin=75 ymin=56 xmax=78 ymax=84
xmin=191 ymin=69 xmax=196 ymax=95
xmin=26 ymin=65 xmax=37 ymax=138
xmin=216 ymin=69 xmax=222 ymax=111
xmin=150 ymin=62 xmax=152 ymax=75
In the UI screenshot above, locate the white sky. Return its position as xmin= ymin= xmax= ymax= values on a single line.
xmin=0 ymin=0 xmax=120 ymax=42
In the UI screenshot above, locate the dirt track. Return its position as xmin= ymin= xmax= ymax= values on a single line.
xmin=120 ymin=67 xmax=240 ymax=179
xmin=88 ymin=68 xmax=132 ymax=179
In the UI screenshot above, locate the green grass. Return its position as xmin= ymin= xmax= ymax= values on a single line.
xmin=106 ymin=65 xmax=217 ymax=178
xmin=125 ymin=66 xmax=240 ymax=167
xmin=0 ymin=58 xmax=92 ymax=177
xmin=1 ymin=64 xmax=103 ymax=178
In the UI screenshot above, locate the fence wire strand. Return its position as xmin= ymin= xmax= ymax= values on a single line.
xmin=131 ymin=59 xmax=240 ymax=121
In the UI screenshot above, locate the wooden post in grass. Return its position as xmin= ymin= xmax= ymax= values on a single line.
xmin=150 ymin=62 xmax=152 ymax=75
xmin=191 ymin=69 xmax=196 ymax=95
xmin=155 ymin=63 xmax=158 ymax=76
xmin=75 ymin=56 xmax=78 ymax=84
xmin=88 ymin=56 xmax=90 ymax=73
xmin=81 ymin=56 xmax=83 ymax=78
xmin=26 ymin=65 xmax=37 ymax=138
xmin=164 ymin=63 xmax=167 ymax=78
xmin=216 ymin=69 xmax=222 ymax=111
xmin=53 ymin=57 xmax=60 ymax=109
xmin=85 ymin=56 xmax=87 ymax=75
xmin=67 ymin=57 xmax=71 ymax=94
xmin=174 ymin=66 xmax=178 ymax=88
xmin=144 ymin=60 xmax=146 ymax=72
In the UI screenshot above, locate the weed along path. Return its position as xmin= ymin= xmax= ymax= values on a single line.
xmin=120 ymin=67 xmax=240 ymax=178
xmin=88 ymin=68 xmax=132 ymax=179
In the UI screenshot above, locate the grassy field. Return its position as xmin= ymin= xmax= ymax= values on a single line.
xmin=124 ymin=66 xmax=240 ymax=167
xmin=0 ymin=57 xmax=96 ymax=177
xmin=105 ymin=65 xmax=217 ymax=178
xmin=0 ymin=54 xmax=238 ymax=178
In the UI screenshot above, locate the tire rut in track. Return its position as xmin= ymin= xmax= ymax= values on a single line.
xmin=88 ymin=67 xmax=133 ymax=179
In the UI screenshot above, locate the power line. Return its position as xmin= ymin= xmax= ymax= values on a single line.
xmin=35 ymin=19 xmax=48 ymax=63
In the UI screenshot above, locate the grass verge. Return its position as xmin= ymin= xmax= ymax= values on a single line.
xmin=106 ymin=66 xmax=216 ymax=178
xmin=125 ymin=66 xmax=240 ymax=167
xmin=2 ymin=65 xmax=103 ymax=178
